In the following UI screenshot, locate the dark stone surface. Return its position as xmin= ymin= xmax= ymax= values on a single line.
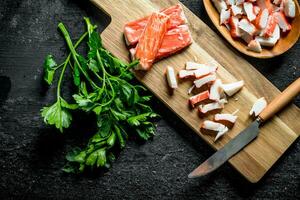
xmin=0 ymin=0 xmax=299 ymax=199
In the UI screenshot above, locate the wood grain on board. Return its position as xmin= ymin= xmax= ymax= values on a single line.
xmin=90 ymin=0 xmax=300 ymax=183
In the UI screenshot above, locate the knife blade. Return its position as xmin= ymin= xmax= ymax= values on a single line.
xmin=188 ymin=120 xmax=260 ymax=178
xmin=188 ymin=78 xmax=300 ymax=179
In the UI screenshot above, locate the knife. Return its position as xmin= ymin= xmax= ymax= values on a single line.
xmin=188 ymin=78 xmax=300 ymax=178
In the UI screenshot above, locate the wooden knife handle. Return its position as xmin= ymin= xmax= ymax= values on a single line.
xmin=259 ymin=78 xmax=300 ymax=122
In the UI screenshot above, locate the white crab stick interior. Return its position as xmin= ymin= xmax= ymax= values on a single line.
xmin=199 ymin=99 xmax=227 ymax=114
xmin=231 ymin=5 xmax=243 ymax=16
xmin=247 ymin=39 xmax=262 ymax=53
xmin=257 ymin=9 xmax=269 ymax=29
xmin=222 ymin=80 xmax=244 ymax=96
xmin=283 ymin=0 xmax=296 ymax=18
xmin=214 ymin=113 xmax=238 ymax=123
xmin=201 ymin=120 xmax=229 ymax=142
xmin=178 ymin=70 xmax=194 ymax=78
xmin=249 ymin=97 xmax=267 ymax=117
xmin=212 ymin=0 xmax=228 ymax=13
xmin=209 ymin=79 xmax=223 ymax=101
xmin=185 ymin=61 xmax=218 ymax=71
xmin=239 ymin=18 xmax=256 ymax=35
xmin=194 ymin=73 xmax=217 ymax=88
xmin=220 ymin=9 xmax=231 ymax=25
xmin=244 ymin=2 xmax=257 ymax=21
xmin=166 ymin=66 xmax=178 ymax=89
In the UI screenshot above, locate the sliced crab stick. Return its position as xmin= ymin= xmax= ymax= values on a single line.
xmin=254 ymin=9 xmax=269 ymax=29
xmin=256 ymin=25 xmax=280 ymax=46
xmin=198 ymin=99 xmax=227 ymax=115
xmin=273 ymin=11 xmax=292 ymax=32
xmin=209 ymin=79 xmax=223 ymax=101
xmin=244 ymin=2 xmax=257 ymax=21
xmin=214 ymin=113 xmax=238 ymax=128
xmin=220 ymin=9 xmax=231 ymax=25
xmin=283 ymin=0 xmax=296 ymax=18
xmin=180 ymin=66 xmax=217 ymax=79
xmin=257 ymin=0 xmax=274 ymax=12
xmin=247 ymin=39 xmax=262 ymax=53
xmin=229 ymin=16 xmax=242 ymax=38
xmin=200 ymin=120 xmax=229 ymax=142
xmin=194 ymin=73 xmax=217 ymax=88
xmin=166 ymin=66 xmax=178 ymax=89
xmin=249 ymin=97 xmax=267 ymax=117
xmin=185 ymin=62 xmax=218 ymax=71
xmin=189 ymin=90 xmax=210 ymax=108
xmin=212 ymin=0 xmax=228 ymax=13
xmin=254 ymin=6 xmax=261 ymax=16
xmin=222 ymin=80 xmax=244 ymax=96
xmin=260 ymin=14 xmax=277 ymax=38
xmin=231 ymin=5 xmax=243 ymax=16
xmin=179 ymin=70 xmax=195 ymax=79
xmin=238 ymin=18 xmax=257 ymax=36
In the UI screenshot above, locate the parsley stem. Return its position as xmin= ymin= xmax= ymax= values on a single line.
xmin=58 ymin=23 xmax=99 ymax=89
xmin=57 ymin=31 xmax=89 ymax=100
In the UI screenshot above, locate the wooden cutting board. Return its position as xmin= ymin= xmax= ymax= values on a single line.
xmin=90 ymin=0 xmax=300 ymax=183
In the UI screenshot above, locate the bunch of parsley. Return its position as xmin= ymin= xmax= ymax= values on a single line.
xmin=41 ymin=18 xmax=158 ymax=173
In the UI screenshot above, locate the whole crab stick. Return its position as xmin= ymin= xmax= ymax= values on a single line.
xmin=134 ymin=12 xmax=169 ymax=70
xmin=124 ymin=4 xmax=187 ymax=46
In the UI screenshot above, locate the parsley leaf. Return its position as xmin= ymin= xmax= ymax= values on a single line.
xmin=43 ymin=55 xmax=57 ymax=85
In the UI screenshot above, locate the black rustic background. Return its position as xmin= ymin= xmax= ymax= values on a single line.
xmin=0 ymin=0 xmax=299 ymax=199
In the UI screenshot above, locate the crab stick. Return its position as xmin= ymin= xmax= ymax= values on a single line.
xmin=244 ymin=2 xmax=257 ymax=21
xmin=198 ymin=99 xmax=227 ymax=115
xmin=222 ymin=80 xmax=244 ymax=96
xmin=247 ymin=39 xmax=262 ymax=53
xmin=254 ymin=9 xmax=269 ymax=29
xmin=134 ymin=12 xmax=169 ymax=70
xmin=166 ymin=66 xmax=178 ymax=89
xmin=231 ymin=5 xmax=243 ymax=16
xmin=238 ymin=18 xmax=257 ymax=36
xmin=260 ymin=14 xmax=277 ymax=38
xmin=214 ymin=113 xmax=238 ymax=128
xmin=194 ymin=73 xmax=217 ymax=88
xmin=273 ymin=11 xmax=291 ymax=32
xmin=124 ymin=4 xmax=187 ymax=46
xmin=212 ymin=0 xmax=228 ymax=13
xmin=200 ymin=120 xmax=229 ymax=142
xmin=257 ymin=0 xmax=274 ymax=12
xmin=256 ymin=25 xmax=280 ymax=46
xmin=229 ymin=16 xmax=242 ymax=38
xmin=179 ymin=70 xmax=195 ymax=79
xmin=254 ymin=6 xmax=261 ymax=16
xmin=185 ymin=62 xmax=218 ymax=71
xmin=220 ymin=9 xmax=231 ymax=25
xmin=209 ymin=79 xmax=223 ymax=101
xmin=189 ymin=90 xmax=210 ymax=108
xmin=249 ymin=97 xmax=267 ymax=117
xmin=283 ymin=0 xmax=296 ymax=18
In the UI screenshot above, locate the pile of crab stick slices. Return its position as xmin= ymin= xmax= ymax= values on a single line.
xmin=165 ymin=61 xmax=267 ymax=142
xmin=212 ymin=0 xmax=296 ymax=53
